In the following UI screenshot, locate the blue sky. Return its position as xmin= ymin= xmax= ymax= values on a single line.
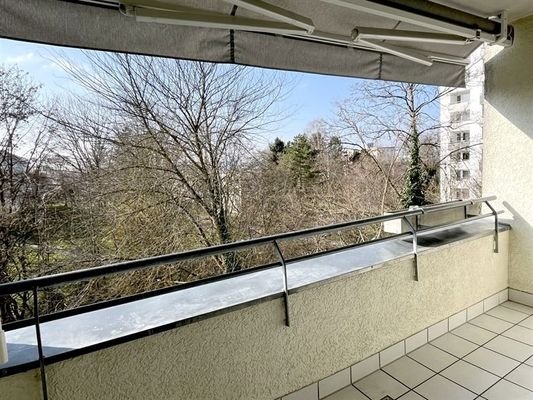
xmin=0 ymin=37 xmax=360 ymax=145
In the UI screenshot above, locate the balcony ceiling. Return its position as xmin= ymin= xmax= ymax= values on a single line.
xmin=0 ymin=0 xmax=531 ymax=86
xmin=436 ymin=0 xmax=533 ymax=23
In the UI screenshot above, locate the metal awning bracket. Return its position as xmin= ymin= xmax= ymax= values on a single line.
xmin=493 ymin=11 xmax=511 ymax=45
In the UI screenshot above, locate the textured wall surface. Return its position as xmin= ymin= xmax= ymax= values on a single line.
xmin=0 ymin=371 xmax=40 ymax=400
xmin=484 ymin=16 xmax=533 ymax=293
xmin=0 ymin=233 xmax=509 ymax=400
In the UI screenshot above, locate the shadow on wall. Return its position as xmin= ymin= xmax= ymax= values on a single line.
xmin=484 ymin=16 xmax=533 ymax=137
xmin=503 ymin=201 xmax=533 ymax=289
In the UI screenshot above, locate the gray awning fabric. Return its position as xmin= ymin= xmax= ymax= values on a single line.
xmin=0 ymin=0 xmax=513 ymax=87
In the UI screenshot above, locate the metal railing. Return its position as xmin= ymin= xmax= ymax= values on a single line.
xmin=0 ymin=195 xmax=502 ymax=400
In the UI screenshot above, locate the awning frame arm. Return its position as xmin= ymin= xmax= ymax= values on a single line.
xmin=222 ymin=0 xmax=315 ymax=33
xmin=321 ymin=0 xmax=512 ymax=46
xmin=352 ymin=27 xmax=472 ymax=45
xmin=123 ymin=6 xmax=310 ymax=35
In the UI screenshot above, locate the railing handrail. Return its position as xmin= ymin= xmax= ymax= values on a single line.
xmin=0 ymin=196 xmax=496 ymax=296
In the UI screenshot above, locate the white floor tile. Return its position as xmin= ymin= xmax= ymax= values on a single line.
xmin=483 ymin=335 xmax=533 ymax=362
xmin=405 ymin=330 xmax=427 ymax=353
xmin=468 ymin=302 xmax=484 ymax=321
xmin=483 ymin=379 xmax=533 ymax=400
xmin=431 ymin=333 xmax=478 ymax=358
xmin=441 ymin=360 xmax=499 ymax=394
xmin=449 ymin=310 xmax=467 ymax=330
xmin=509 ymin=290 xmax=533 ymax=309
xmin=501 ymin=301 xmax=533 ymax=315
xmin=505 ymin=363 xmax=533 ymax=391
xmin=320 ymin=368 xmax=351 ymax=399
xmin=498 ymin=289 xmax=509 ymax=304
xmin=428 ymin=319 xmax=448 ymax=341
xmin=452 ymin=323 xmax=497 ymax=345
xmin=354 ymin=370 xmax=408 ymax=400
xmin=503 ymin=325 xmax=533 ymax=346
xmin=520 ymin=316 xmax=533 ymax=330
xmin=416 ymin=375 xmax=476 ymax=400
xmin=398 ymin=391 xmax=425 ymax=400
xmin=470 ymin=314 xmax=514 ymax=334
xmin=380 ymin=341 xmax=405 ymax=367
xmin=324 ymin=386 xmax=369 ymax=400
xmin=484 ymin=294 xmax=500 ymax=312
xmin=382 ymin=356 xmax=434 ymax=388
xmin=408 ymin=344 xmax=458 ymax=372
xmin=486 ymin=306 xmax=529 ymax=324
xmin=527 ymin=356 xmax=533 ymax=367
xmin=464 ymin=347 xmax=520 ymax=377
xmin=351 ymin=355 xmax=379 ymax=383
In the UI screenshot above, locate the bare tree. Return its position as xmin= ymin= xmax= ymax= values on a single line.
xmin=0 ymin=65 xmax=54 ymax=321
xmin=54 ymin=53 xmax=285 ymax=272
xmin=333 ymin=81 xmax=454 ymax=207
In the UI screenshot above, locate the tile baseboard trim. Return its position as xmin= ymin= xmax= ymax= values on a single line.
xmin=509 ymin=288 xmax=533 ymax=307
xmin=280 ymin=288 xmax=509 ymax=400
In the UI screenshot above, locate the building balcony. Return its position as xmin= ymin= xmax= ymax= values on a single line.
xmin=1 ymin=197 xmax=531 ymax=400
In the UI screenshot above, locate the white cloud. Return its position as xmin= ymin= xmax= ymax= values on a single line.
xmin=5 ymin=52 xmax=34 ymax=64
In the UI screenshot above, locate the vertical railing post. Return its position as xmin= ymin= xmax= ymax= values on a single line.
xmin=403 ymin=217 xmax=419 ymax=281
xmin=273 ymin=240 xmax=290 ymax=327
xmin=33 ymin=287 xmax=48 ymax=400
xmin=485 ymin=200 xmax=499 ymax=253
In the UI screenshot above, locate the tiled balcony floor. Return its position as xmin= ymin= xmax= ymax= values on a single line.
xmin=328 ymin=301 xmax=533 ymax=400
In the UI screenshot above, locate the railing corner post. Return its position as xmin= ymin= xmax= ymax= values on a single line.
xmin=33 ymin=287 xmax=48 ymax=400
xmin=403 ymin=216 xmax=419 ymax=282
xmin=485 ymin=200 xmax=499 ymax=254
xmin=273 ymin=241 xmax=290 ymax=327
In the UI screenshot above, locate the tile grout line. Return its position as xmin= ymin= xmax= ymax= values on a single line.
xmin=349 ymin=383 xmax=371 ymax=400
xmin=448 ymin=325 xmax=533 ymax=363
xmin=380 ymin=365 xmax=430 ymax=399
xmin=294 ymin=293 xmax=533 ymax=400
xmin=404 ymin=306 xmax=533 ymax=397
xmin=499 ymin=302 xmax=533 ymax=314
xmin=448 ymin=310 xmax=533 ymax=397
xmin=334 ymin=294 xmax=524 ymax=400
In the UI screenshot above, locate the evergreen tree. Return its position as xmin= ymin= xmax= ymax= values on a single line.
xmin=401 ymin=132 xmax=427 ymax=207
xmin=269 ymin=137 xmax=285 ymax=164
xmin=283 ymin=134 xmax=319 ymax=188
xmin=401 ymin=84 xmax=428 ymax=207
xmin=328 ymin=136 xmax=343 ymax=159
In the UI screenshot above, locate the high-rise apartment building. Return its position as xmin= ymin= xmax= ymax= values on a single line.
xmin=439 ymin=45 xmax=485 ymax=201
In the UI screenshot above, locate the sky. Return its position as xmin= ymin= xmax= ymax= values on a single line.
xmin=0 ymin=37 xmax=361 ymax=145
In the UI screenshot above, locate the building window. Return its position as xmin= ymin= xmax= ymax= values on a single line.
xmin=462 ymin=152 xmax=470 ymax=160
xmin=455 ymin=131 xmax=470 ymax=142
xmin=451 ymin=111 xmax=470 ymax=123
xmin=451 ymin=90 xmax=469 ymax=105
xmin=455 ymin=188 xmax=470 ymax=200
xmin=455 ymin=169 xmax=470 ymax=180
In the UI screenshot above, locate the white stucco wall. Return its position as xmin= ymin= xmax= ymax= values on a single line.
xmin=0 ymin=232 xmax=508 ymax=400
xmin=483 ymin=16 xmax=533 ymax=294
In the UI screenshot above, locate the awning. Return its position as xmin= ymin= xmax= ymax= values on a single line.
xmin=0 ymin=0 xmax=520 ymax=87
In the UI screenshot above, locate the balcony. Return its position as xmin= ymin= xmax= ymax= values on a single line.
xmin=0 ymin=2 xmax=532 ymax=400
xmin=2 ymin=196 xmax=530 ymax=400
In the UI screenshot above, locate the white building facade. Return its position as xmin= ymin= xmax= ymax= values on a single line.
xmin=439 ymin=45 xmax=485 ymax=201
